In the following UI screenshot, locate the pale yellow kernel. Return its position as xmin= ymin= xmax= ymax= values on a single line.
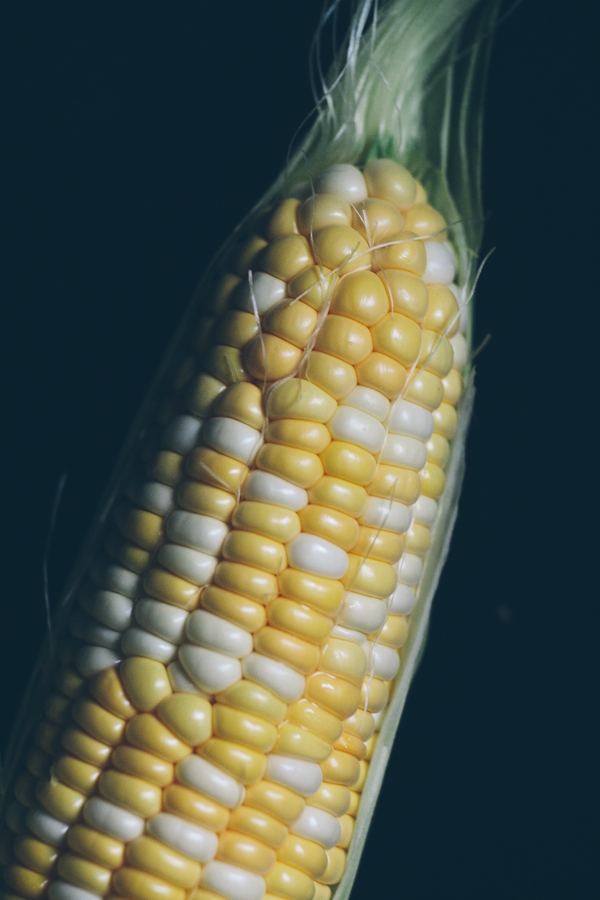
xmin=12 ymin=836 xmax=57 ymax=875
xmin=307 ymin=476 xmax=367 ymax=519
xmin=297 ymin=194 xmax=352 ymax=235
xmin=373 ymin=230 xmax=426 ymax=276
xmin=202 ymin=585 xmax=267 ymax=633
xmin=267 ymin=598 xmax=332 ymax=645
xmin=88 ymin=667 xmax=135 ymax=720
xmin=105 ymin=532 xmax=151 ymax=575
xmin=185 ymin=372 xmax=226 ymax=418
xmin=257 ymin=443 xmax=324 ymax=489
xmin=305 ymin=673 xmax=361 ymax=720
xmin=254 ymin=627 xmax=320 ymax=675
xmin=364 ymin=734 xmax=376 ymax=760
xmin=111 ymin=746 xmax=174 ymax=787
xmin=204 ymin=344 xmax=249 ymax=384
xmin=56 ymin=852 xmax=112 ymax=895
xmin=377 ymin=268 xmax=429 ymax=322
xmin=359 ymin=677 xmax=389 ymax=713
xmin=404 ymin=369 xmax=445 ymax=411
xmin=259 ymin=233 xmax=314 ymax=281
xmin=274 ymin=724 xmax=332 ymax=762
xmin=319 ymin=846 xmax=347 ymax=885
xmin=120 ymin=658 xmax=172 ymax=712
xmin=228 ymin=806 xmax=289 ymax=849
xmin=443 ymin=366 xmax=463 ymax=406
xmin=233 ymin=235 xmax=269 ymax=279
xmin=35 ymin=779 xmax=85 ymax=824
xmin=346 ymin=790 xmax=360 ymax=816
xmin=407 ymin=521 xmax=431 ymax=556
xmin=126 ymin=836 xmax=201 ymax=889
xmin=316 ymin=315 xmax=372 ymax=364
xmin=298 ymin=505 xmax=359 ymax=552
xmin=264 ymin=300 xmax=318 ymax=349
xmin=320 ymin=441 xmax=377 ymax=486
xmin=233 ymin=501 xmax=301 ymax=543
xmin=421 ymin=461 xmax=446 ymax=499
xmin=267 ymin=379 xmax=337 ymax=423
xmin=217 ymin=830 xmax=276 ymax=874
xmin=372 ymin=313 xmax=423 ymax=372
xmin=278 ymin=834 xmax=328 ymax=879
xmin=98 ymin=770 xmax=161 ymax=818
xmin=266 ymin=419 xmax=331 ymax=454
xmin=54 ymin=664 xmax=86 ymax=699
xmin=377 ymin=615 xmax=409 ymax=649
xmin=52 ymin=756 xmax=101 ymax=796
xmin=414 ymin=180 xmax=428 ymax=204
xmin=157 ymin=693 xmax=212 ymax=747
xmin=343 ymin=555 xmax=397 ymax=599
xmin=368 ymin=464 xmax=421 ymax=504
xmin=177 ymin=481 xmax=236 ymax=521
xmin=333 ymin=731 xmax=366 ymax=760
xmin=311 ymin=224 xmax=370 ymax=274
xmin=304 ymin=351 xmax=357 ymax=400
xmin=213 ymin=381 xmax=265 ymax=430
xmin=112 ymin=866 xmax=186 ymax=900
xmin=244 ymin=781 xmax=305 ymax=826
xmin=343 ymin=709 xmax=375 ymax=741
xmin=313 ymin=883 xmax=332 ymax=900
xmin=3 ymin=865 xmax=48 ymax=899
xmin=287 ymin=700 xmax=343 ymax=744
xmin=60 ymin=727 xmax=111 ymax=767
xmin=320 ymin=750 xmax=360 ymax=787
xmin=353 ymin=526 xmax=404 ymax=564
xmin=148 ymin=450 xmax=185 ymax=488
xmin=352 ymin=197 xmax=405 ymax=245
xmin=426 ymin=283 xmax=460 ymax=336
xmin=364 ymin=159 xmax=417 ymax=210
xmin=163 ymin=784 xmax=229 ymax=832
xmin=71 ymin=698 xmax=125 ymax=747
xmin=217 ymin=680 xmax=287 ymax=724
xmin=355 ymin=351 xmax=407 ymax=399
xmin=279 ymin=569 xmax=345 ymax=617
xmin=199 ymin=738 xmax=266 ymax=784
xmin=309 ymin=783 xmax=351 ymax=818
xmin=143 ymin=566 xmax=201 ymax=610
xmin=402 ymin=203 xmax=447 ymax=241
xmin=213 ymin=309 xmax=259 ymax=349
xmin=214 ymin=561 xmax=279 ymax=604
xmin=213 ymin=704 xmax=277 ymax=753
xmin=125 ymin=714 xmax=191 ymax=763
xmin=186 ymin=446 xmax=248 ymax=494
xmin=206 ymin=273 xmax=241 ymax=317
xmin=320 ymin=639 xmax=367 ymax=686
xmin=426 ymin=432 xmax=450 ymax=468
xmin=223 ymin=530 xmax=287 ymax=575
xmin=265 ymin=861 xmax=316 ymax=900
xmin=330 ymin=269 xmax=389 ymax=325
xmin=117 ymin=507 xmax=163 ymax=551
xmin=265 ymin=197 xmax=301 ymax=240
xmin=354 ymin=760 xmax=369 ymax=791
xmin=419 ymin=331 xmax=454 ymax=378
xmin=288 ymin=266 xmax=338 ymax=312
xmin=432 ymin=402 xmax=458 ymax=439
xmin=245 ymin=333 xmax=303 ymax=381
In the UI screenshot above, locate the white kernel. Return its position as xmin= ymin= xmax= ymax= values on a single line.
xmin=359 ymin=497 xmax=411 ymax=534
xmin=90 ymin=560 xmax=139 ymax=597
xmin=179 ymin=644 xmax=242 ymax=693
xmin=388 ymin=582 xmax=416 ymax=615
xmin=338 ymin=593 xmax=387 ymax=633
xmin=121 ymin=627 xmax=177 ymax=663
xmin=166 ymin=510 xmax=229 ymax=555
xmin=135 ymin=599 xmax=188 ymax=644
xmin=388 ymin=399 xmax=434 ymax=440
xmin=291 ymin=806 xmax=341 ymax=849
xmin=243 ymin=470 xmax=308 ymax=510
xmin=266 ymin=755 xmax=323 ymax=797
xmin=25 ymin=808 xmax=69 ymax=847
xmin=185 ymin=610 xmax=253 ymax=658
xmin=242 ymin=653 xmax=305 ymax=702
xmin=176 ymin=756 xmax=244 ymax=809
xmin=70 ymin=610 xmax=121 ymax=650
xmin=160 ymin=414 xmax=204 ymax=454
xmin=287 ymin=534 xmax=349 ymax=579
xmin=329 ymin=625 xmax=367 ymax=645
xmin=236 ymin=271 xmax=286 ymax=315
xmin=74 ymin=646 xmax=121 ymax=678
xmin=449 ymin=332 xmax=468 ymax=371
xmin=328 ymin=407 xmax=386 ymax=453
xmin=365 ymin=641 xmax=400 ymax=680
xmin=167 ymin=660 xmax=207 ymax=696
xmin=397 ymin=553 xmax=423 ymax=586
xmin=341 ymin=385 xmax=390 ymax=422
xmin=48 ymin=883 xmax=100 ymax=900
xmin=147 ymin=812 xmax=218 ymax=862
xmin=423 ymin=241 xmax=455 ymax=284
xmin=372 ymin=710 xmax=384 ymax=731
xmin=203 ymin=417 xmax=262 ymax=465
xmin=201 ymin=861 xmax=265 ymax=900
xmin=135 ymin=481 xmax=175 ymax=516
xmin=83 ymin=797 xmax=144 ymax=841
xmin=380 ymin=434 xmax=427 ymax=470
xmin=412 ymin=494 xmax=437 ymax=526
xmin=315 ymin=164 xmax=368 ymax=203
xmin=80 ymin=590 xmax=133 ymax=632
xmin=158 ymin=544 xmax=217 ymax=585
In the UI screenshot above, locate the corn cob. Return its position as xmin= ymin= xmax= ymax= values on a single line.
xmin=1 ymin=1 xmax=499 ymax=899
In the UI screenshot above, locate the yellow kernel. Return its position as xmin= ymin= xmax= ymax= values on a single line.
xmin=216 ymin=680 xmax=287 ymax=725
xmin=112 ymin=866 xmax=186 ymax=900
xmin=418 ymin=331 xmax=454 ymax=378
xmin=116 ymin=507 xmax=162 ymax=551
xmin=343 ymin=555 xmax=397 ymax=599
xmin=289 ymin=265 xmax=338 ymax=312
xmin=352 ymin=197 xmax=405 ymax=245
xmin=126 ymin=836 xmax=201 ymax=889
xmin=177 ymin=481 xmax=236 ymax=521
xmin=71 ymin=698 xmax=125 ymax=747
xmin=353 ymin=526 xmax=404 ymax=563
xmin=265 ymin=419 xmax=331 ymax=454
xmin=304 ymin=350 xmax=357 ymax=400
xmin=443 ymin=367 xmax=463 ymax=406
xmin=288 ymin=700 xmax=343 ymax=744
xmin=12 ymin=836 xmax=57 ymax=875
xmin=185 ymin=373 xmax=227 ymax=418
xmin=368 ymin=464 xmax=421 ymax=504
xmin=257 ymin=443 xmax=324 ymax=489
xmin=307 ymin=476 xmax=367 ymax=518
xmin=267 ymin=378 xmax=337 ymax=423
xmin=313 ymin=883 xmax=332 ymax=900
xmin=333 ymin=731 xmax=366 ymax=760
xmin=157 ymin=693 xmax=212 ymax=746
xmin=222 ymin=530 xmax=287 ymax=575
xmin=204 ymin=344 xmax=248 ymax=384
xmin=54 ymin=665 xmax=86 ymax=699
xmin=202 ymin=585 xmax=267 ymax=633
xmin=35 ymin=779 xmax=85 ymax=824
xmin=259 ymin=233 xmax=313 ymax=281
xmin=213 ymin=704 xmax=277 ymax=753
xmin=254 ymin=627 xmax=320 ymax=675
xmin=377 ymin=268 xmax=429 ymax=322
xmin=407 ymin=521 xmax=431 ymax=556
xmin=432 ymin=401 xmax=458 ymax=439
xmin=273 ymin=724 xmax=332 ymax=762
xmin=343 ymin=709 xmax=375 ymax=741
xmin=120 ymin=657 xmax=171 ymax=712
xmin=244 ymin=780 xmax=305 ymax=826
xmin=414 ymin=180 xmax=428 ymax=203
xmin=186 ymin=446 xmax=247 ymax=494
xmin=373 ymin=230 xmax=426 ymax=276
xmin=233 ymin=235 xmax=269 ymax=279
xmin=315 ymin=315 xmax=372 ymax=364
xmin=215 ymin=561 xmax=278 ymax=604
xmin=353 ymin=760 xmax=369 ymax=791
xmin=311 ymin=224 xmax=370 ymax=274
xmin=245 ymin=333 xmax=302 ymax=381
xmin=57 ymin=852 xmax=112 ymax=895
xmin=3 ymin=865 xmax=48 ymax=899
xmin=319 ymin=846 xmax=347 ymax=885
xmin=330 ymin=269 xmax=389 ymax=326
xmin=320 ymin=638 xmax=367 ymax=686
xmin=355 ymin=351 xmax=407 ymax=399
xmin=213 ymin=381 xmax=265 ymax=430
xmin=200 ymin=738 xmax=266 ymax=784
xmin=359 ymin=677 xmax=389 ymax=713
xmin=111 ymin=746 xmax=174 ymax=787
xmin=426 ymin=433 xmax=450 ymax=468
xmin=233 ymin=501 xmax=301 ymax=543
xmin=278 ymin=834 xmax=328 ymax=879
xmin=308 ymin=783 xmax=351 ymax=818
xmin=105 ymin=533 xmax=150 ymax=575
xmin=267 ymin=598 xmax=332 ymax=645
xmin=347 ymin=790 xmax=360 ymax=816
xmin=52 ymin=756 xmax=101 ymax=796
xmin=364 ymin=159 xmax=417 ymax=210
xmin=206 ymin=273 xmax=241 ymax=317
xmin=297 ymin=194 xmax=352 ymax=235
xmin=371 ymin=312 xmax=423 ymax=368
xmin=402 ymin=203 xmax=447 ymax=241
xmin=365 ymin=734 xmax=376 ymax=760
xmin=60 ymin=727 xmax=111 ymax=767
xmin=305 ymin=673 xmax=361 ymax=720
xmin=279 ymin=569 xmax=345 ymax=617
xmin=265 ymin=861 xmax=316 ymax=900
xmin=421 ymin=461 xmax=446 ymax=499
xmin=404 ymin=369 xmax=444 ymax=411
xmin=320 ymin=750 xmax=360 ymax=787
xmin=163 ymin=784 xmax=229 ymax=832
xmin=148 ymin=450 xmax=185 ymax=488
xmin=213 ymin=309 xmax=259 ymax=349
xmin=88 ymin=667 xmax=135 ymax=720
xmin=320 ymin=441 xmax=377 ymax=486
xmin=264 ymin=300 xmax=318 ymax=348
xmin=99 ymin=770 xmax=161 ymax=818
xmin=217 ymin=830 xmax=276 ymax=874
xmin=143 ymin=566 xmax=201 ymax=610
xmin=265 ymin=197 xmax=301 ymax=240
xmin=377 ymin=615 xmax=409 ymax=649
xmin=425 ymin=283 xmax=460 ymax=335
xmin=228 ymin=806 xmax=288 ymax=849
xmin=125 ymin=714 xmax=190 ymax=763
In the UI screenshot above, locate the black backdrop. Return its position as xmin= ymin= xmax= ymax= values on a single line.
xmin=1 ymin=2 xmax=598 ymax=897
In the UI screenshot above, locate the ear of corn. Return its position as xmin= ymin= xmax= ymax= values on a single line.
xmin=1 ymin=1 xmax=499 ymax=899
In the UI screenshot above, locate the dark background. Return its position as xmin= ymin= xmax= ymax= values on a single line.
xmin=1 ymin=1 xmax=597 ymax=898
